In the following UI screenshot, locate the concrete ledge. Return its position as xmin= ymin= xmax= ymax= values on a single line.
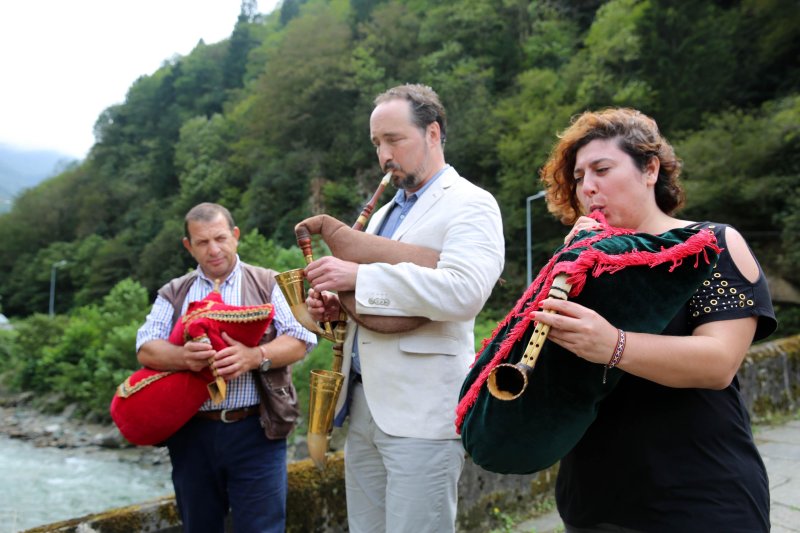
xmin=23 ymin=497 xmax=181 ymax=533
xmin=23 ymin=334 xmax=800 ymax=532
xmin=21 ymin=455 xmax=555 ymax=533
xmin=286 ymin=456 xmax=348 ymax=532
xmin=457 ymin=459 xmax=557 ymax=532
xmin=738 ymin=335 xmax=800 ymax=419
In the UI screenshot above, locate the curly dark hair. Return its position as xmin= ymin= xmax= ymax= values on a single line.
xmin=539 ymin=108 xmax=685 ymax=224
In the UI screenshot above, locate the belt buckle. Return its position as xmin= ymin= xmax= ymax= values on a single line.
xmin=220 ymin=409 xmax=235 ymax=423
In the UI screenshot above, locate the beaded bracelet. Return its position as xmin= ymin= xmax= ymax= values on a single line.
xmin=602 ymin=328 xmax=626 ymax=384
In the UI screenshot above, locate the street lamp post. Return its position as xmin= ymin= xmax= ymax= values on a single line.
xmin=49 ymin=260 xmax=67 ymax=317
xmin=526 ymin=191 xmax=547 ymax=287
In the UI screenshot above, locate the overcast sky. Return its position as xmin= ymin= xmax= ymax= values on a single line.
xmin=0 ymin=0 xmax=279 ymax=160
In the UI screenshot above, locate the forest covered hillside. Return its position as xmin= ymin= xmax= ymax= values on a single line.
xmin=1 ymin=0 xmax=798 ymax=318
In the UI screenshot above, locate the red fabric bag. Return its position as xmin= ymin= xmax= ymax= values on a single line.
xmin=110 ymin=290 xmax=274 ymax=446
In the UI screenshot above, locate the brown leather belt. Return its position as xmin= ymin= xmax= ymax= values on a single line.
xmin=194 ymin=405 xmax=260 ymax=423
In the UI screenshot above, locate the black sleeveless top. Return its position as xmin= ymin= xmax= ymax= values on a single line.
xmin=556 ymin=222 xmax=777 ymax=533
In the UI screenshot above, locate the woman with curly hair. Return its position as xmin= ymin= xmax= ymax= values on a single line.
xmin=531 ymin=108 xmax=776 ymax=532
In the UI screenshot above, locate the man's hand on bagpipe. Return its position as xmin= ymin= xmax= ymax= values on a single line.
xmin=181 ymin=340 xmax=217 ymax=373
xmin=212 ymin=331 xmax=262 ymax=381
xmin=530 ymin=298 xmax=620 ymax=367
xmin=305 ymin=255 xmax=358 ymax=293
xmin=306 ymin=288 xmax=342 ymax=323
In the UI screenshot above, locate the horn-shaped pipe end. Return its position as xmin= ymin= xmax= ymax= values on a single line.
xmin=307 ymin=433 xmax=329 ymax=470
xmin=274 ymin=268 xmax=336 ymax=341
xmin=487 ymin=363 xmax=531 ymax=401
xmin=306 ymin=369 xmax=345 ymax=469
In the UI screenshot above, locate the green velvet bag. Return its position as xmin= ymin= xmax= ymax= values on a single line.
xmin=456 ymin=223 xmax=720 ymax=475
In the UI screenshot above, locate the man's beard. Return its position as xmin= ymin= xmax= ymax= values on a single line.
xmin=386 ymin=160 xmax=426 ymax=190
xmin=386 ymin=143 xmax=429 ymax=191
xmin=392 ymin=171 xmax=423 ymax=190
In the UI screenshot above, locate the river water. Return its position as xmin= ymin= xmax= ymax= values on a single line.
xmin=0 ymin=435 xmax=173 ymax=532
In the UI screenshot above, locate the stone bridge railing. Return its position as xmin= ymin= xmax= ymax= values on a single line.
xmin=25 ymin=335 xmax=800 ymax=533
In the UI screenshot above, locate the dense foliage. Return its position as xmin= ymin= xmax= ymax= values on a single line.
xmin=1 ymin=0 xmax=798 ymax=422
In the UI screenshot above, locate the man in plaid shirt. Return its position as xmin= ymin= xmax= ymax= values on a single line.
xmin=136 ymin=202 xmax=316 ymax=533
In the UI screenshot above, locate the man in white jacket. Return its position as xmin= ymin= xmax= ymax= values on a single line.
xmin=305 ymin=84 xmax=505 ymax=533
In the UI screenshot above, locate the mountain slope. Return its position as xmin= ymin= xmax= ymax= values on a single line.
xmin=0 ymin=144 xmax=76 ymax=212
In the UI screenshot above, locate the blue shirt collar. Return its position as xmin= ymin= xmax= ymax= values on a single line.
xmin=389 ymin=164 xmax=449 ymax=206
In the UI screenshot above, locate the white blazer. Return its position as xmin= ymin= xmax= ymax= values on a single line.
xmin=334 ymin=166 xmax=505 ymax=440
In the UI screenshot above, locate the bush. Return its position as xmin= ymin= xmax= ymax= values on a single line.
xmin=5 ymin=313 xmax=68 ymax=393
xmin=238 ymin=229 xmax=307 ymax=273
xmin=771 ymin=303 xmax=800 ymax=341
xmin=3 ymin=279 xmax=149 ymax=420
xmin=474 ymin=311 xmax=502 ymax=352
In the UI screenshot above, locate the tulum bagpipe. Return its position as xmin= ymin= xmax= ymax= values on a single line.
xmin=456 ymin=212 xmax=721 ymax=475
xmin=110 ymin=288 xmax=274 ymax=446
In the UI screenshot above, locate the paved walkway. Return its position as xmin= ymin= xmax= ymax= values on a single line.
xmin=513 ymin=417 xmax=800 ymax=532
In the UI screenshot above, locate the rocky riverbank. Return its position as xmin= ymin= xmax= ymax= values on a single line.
xmin=0 ymin=391 xmax=170 ymax=466
xmin=0 ymin=389 xmax=317 ymax=465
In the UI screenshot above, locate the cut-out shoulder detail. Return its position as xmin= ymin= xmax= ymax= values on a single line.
xmin=681 ymin=221 xmax=776 ymax=342
xmin=723 ymin=226 xmax=759 ymax=283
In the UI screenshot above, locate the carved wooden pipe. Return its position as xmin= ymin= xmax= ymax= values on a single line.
xmin=296 ymin=214 xmax=439 ymax=333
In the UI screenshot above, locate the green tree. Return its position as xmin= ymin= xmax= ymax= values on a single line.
xmin=78 ymin=237 xmax=137 ymax=306
xmin=418 ymin=0 xmax=528 ymax=91
xmin=279 ymin=0 xmax=306 ymax=25
xmin=493 ymin=68 xmax=575 ymax=288
xmin=224 ymin=6 xmax=264 ymax=90
xmin=136 ymin=218 xmax=194 ymax=294
xmin=239 ymin=150 xmax=321 ymax=245
xmin=174 ymin=41 xmax=228 ymax=116
xmin=16 ymin=279 xmax=151 ymax=419
xmin=570 ymin=0 xmax=655 ymax=110
xmin=4 ymin=314 xmax=68 ymax=394
xmin=419 ymin=43 xmax=498 ymax=188
xmin=174 ymin=114 xmax=238 ymax=214
xmin=637 ymin=0 xmax=740 ymax=131
xmin=237 ymin=229 xmax=306 ymax=273
xmin=523 ymin=0 xmax=580 ymax=70
xmin=4 ymin=242 xmax=75 ymax=316
xmin=242 ymin=1 xmax=356 ymax=158
xmin=677 ymin=95 xmax=800 ymax=280
xmin=734 ymin=0 xmax=800 ymax=107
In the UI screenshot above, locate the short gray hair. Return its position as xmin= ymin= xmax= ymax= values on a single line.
xmin=184 ymin=203 xmax=235 ymax=241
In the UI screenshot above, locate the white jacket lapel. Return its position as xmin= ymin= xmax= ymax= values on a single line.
xmin=365 ymin=202 xmax=393 ymax=235
xmin=392 ymin=167 xmax=456 ymax=241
